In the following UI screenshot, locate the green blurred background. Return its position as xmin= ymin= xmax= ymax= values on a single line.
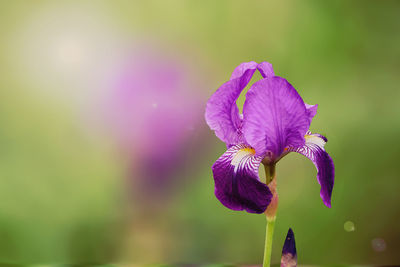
xmin=0 ymin=0 xmax=399 ymax=265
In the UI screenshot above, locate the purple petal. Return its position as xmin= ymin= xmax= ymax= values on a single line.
xmin=281 ymin=228 xmax=297 ymax=267
xmin=305 ymin=103 xmax=318 ymax=119
xmin=212 ymin=144 xmax=272 ymax=214
xmin=289 ymin=132 xmax=335 ymax=207
xmin=230 ymin=61 xmax=258 ymax=80
xmin=205 ymin=62 xmax=258 ymax=146
xmin=257 ymin=62 xmax=275 ymax=78
xmin=243 ymin=76 xmax=311 ymax=158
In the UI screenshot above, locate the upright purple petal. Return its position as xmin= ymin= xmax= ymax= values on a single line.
xmin=257 ymin=61 xmax=275 ymax=78
xmin=289 ymin=132 xmax=335 ymax=207
xmin=205 ymin=62 xmax=258 ymax=146
xmin=281 ymin=228 xmax=297 ymax=267
xmin=305 ymin=103 xmax=318 ymax=119
xmin=230 ymin=61 xmax=258 ymax=80
xmin=212 ymin=144 xmax=272 ymax=214
xmin=243 ymin=77 xmax=311 ymax=158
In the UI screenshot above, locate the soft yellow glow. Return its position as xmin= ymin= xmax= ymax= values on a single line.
xmin=54 ymin=37 xmax=87 ymax=67
xmin=9 ymin=2 xmax=125 ymax=109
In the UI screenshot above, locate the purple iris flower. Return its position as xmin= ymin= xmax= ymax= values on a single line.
xmin=281 ymin=228 xmax=297 ymax=267
xmin=205 ymin=61 xmax=335 ymax=214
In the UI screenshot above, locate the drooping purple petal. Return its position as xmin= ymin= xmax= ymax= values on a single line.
xmin=257 ymin=61 xmax=275 ymax=78
xmin=281 ymin=228 xmax=297 ymax=267
xmin=305 ymin=103 xmax=318 ymax=119
xmin=212 ymin=144 xmax=272 ymax=214
xmin=289 ymin=131 xmax=335 ymax=207
xmin=205 ymin=62 xmax=258 ymax=146
xmin=243 ymin=76 xmax=311 ymax=158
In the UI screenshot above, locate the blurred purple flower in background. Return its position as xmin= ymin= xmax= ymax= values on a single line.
xmin=101 ymin=42 xmax=208 ymax=206
xmin=97 ymin=42 xmax=211 ymax=260
xmin=205 ymin=61 xmax=335 ymax=214
xmin=281 ymin=228 xmax=297 ymax=267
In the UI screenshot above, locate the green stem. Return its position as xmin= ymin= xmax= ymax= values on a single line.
xmin=263 ymin=217 xmax=276 ymax=267
xmin=262 ymin=163 xmax=277 ymax=267
xmin=264 ymin=164 xmax=275 ymax=184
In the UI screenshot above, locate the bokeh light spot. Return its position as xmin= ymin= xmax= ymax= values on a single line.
xmin=371 ymin=238 xmax=386 ymax=252
xmin=344 ymin=221 xmax=355 ymax=232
